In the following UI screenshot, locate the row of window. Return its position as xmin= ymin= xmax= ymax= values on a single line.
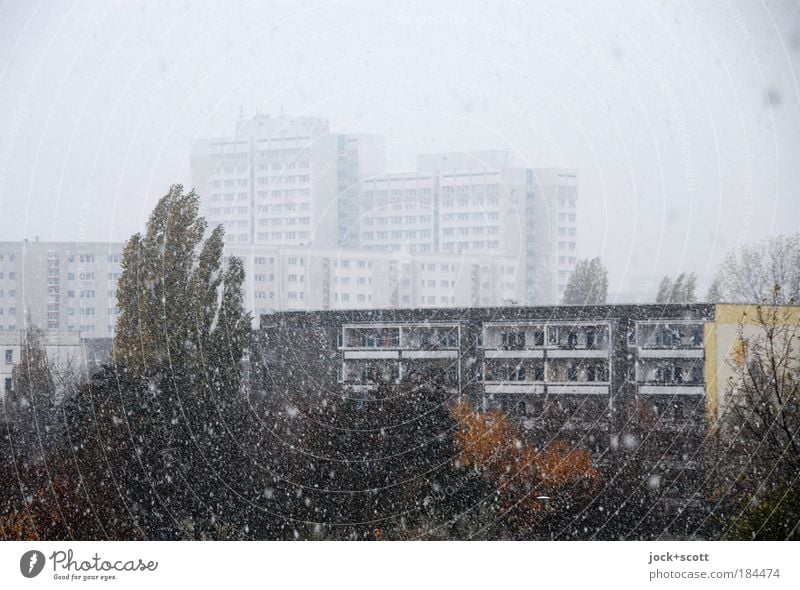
xmin=442 ymin=226 xmax=499 ymax=236
xmin=334 ymin=259 xmax=371 ymax=269
xmin=256 ymin=203 xmax=311 ymax=213
xmin=255 ymin=231 xmax=311 ymax=241
xmin=362 ymin=202 xmax=427 ymax=212
xmin=362 ymin=230 xmax=433 ymax=240
xmin=256 ymin=175 xmax=311 ymax=185
xmin=334 ymin=293 xmax=372 ymax=303
xmin=441 ymin=196 xmax=501 ymax=207
xmin=336 ymin=277 xmax=371 ymax=286
xmin=361 ymin=215 xmax=433 ymax=225
xmin=255 ymin=148 xmax=310 ymax=158
xmin=209 ymin=207 xmax=249 ymax=215
xmin=441 ymin=184 xmax=500 ymax=193
xmin=361 ymin=188 xmax=433 ymax=197
xmin=257 ymin=217 xmax=311 ymax=227
xmin=256 ymin=161 xmax=310 ymax=171
xmin=442 ymin=241 xmax=500 ymax=251
xmin=441 ymin=212 xmax=500 ymax=221
xmin=256 ymin=189 xmax=311 ymax=199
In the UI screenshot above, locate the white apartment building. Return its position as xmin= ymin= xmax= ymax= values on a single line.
xmin=0 ymin=240 xmax=520 ymax=335
xmin=190 ymin=114 xmax=384 ymax=249
xmin=358 ymin=151 xmax=578 ymax=304
xmin=0 ymin=240 xmax=124 ymax=337
xmin=226 ymin=244 xmax=521 ymax=323
xmin=192 ymin=116 xmax=578 ymax=304
xmin=528 ymin=167 xmax=579 ymax=304
xmin=357 ymin=172 xmax=437 ymax=253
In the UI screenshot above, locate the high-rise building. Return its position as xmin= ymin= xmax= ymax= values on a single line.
xmin=190 ymin=114 xmax=384 ymax=248
xmin=192 ymin=116 xmax=578 ymax=304
xmin=356 ymin=150 xmax=577 ymax=304
xmin=356 ymin=172 xmax=437 ymax=253
xmin=526 ymin=167 xmax=579 ymax=304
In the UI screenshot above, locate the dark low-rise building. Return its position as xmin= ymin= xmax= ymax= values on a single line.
xmin=253 ymin=304 xmax=713 ymax=529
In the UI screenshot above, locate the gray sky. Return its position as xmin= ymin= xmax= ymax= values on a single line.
xmin=1 ymin=0 xmax=798 ymax=295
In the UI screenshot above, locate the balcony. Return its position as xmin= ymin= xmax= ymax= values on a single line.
xmin=482 ymin=322 xmax=610 ymax=359
xmin=481 ymin=357 xmax=610 ymax=395
xmin=341 ymin=358 xmax=459 ymax=389
xmin=636 ymin=322 xmax=704 ymax=358
xmin=637 ymin=358 xmax=705 ymax=395
xmin=340 ymin=323 xmax=460 ymax=360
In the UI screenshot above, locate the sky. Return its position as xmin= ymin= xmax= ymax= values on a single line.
xmin=1 ymin=0 xmax=798 ymax=296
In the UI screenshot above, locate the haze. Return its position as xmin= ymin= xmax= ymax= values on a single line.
xmin=1 ymin=0 xmax=799 ymax=296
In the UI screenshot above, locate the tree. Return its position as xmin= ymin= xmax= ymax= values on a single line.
xmin=60 ymin=184 xmax=259 ymax=539
xmin=656 ymin=272 xmax=697 ymax=304
xmin=6 ymin=326 xmax=60 ymax=466
xmin=561 ymin=257 xmax=608 ymax=305
xmin=708 ymin=305 xmax=800 ymax=539
xmin=706 ymin=233 xmax=800 ymax=304
xmin=451 ymin=403 xmax=601 ymax=539
xmin=272 ymin=373 xmax=492 ymax=540
xmin=586 ymin=398 xmax=708 ymax=540
xmin=114 ymin=184 xmax=251 ymax=387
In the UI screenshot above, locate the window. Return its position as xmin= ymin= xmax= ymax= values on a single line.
xmin=4 ymin=378 xmax=11 ymax=392
xmin=501 ymin=331 xmax=525 ymax=350
xmin=567 ymin=365 xmax=578 ymax=381
xmin=4 ymin=349 xmax=12 ymax=364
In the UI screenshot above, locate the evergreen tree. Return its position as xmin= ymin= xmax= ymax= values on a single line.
xmin=7 ymin=325 xmax=59 ymax=466
xmin=274 ymin=372 xmax=492 ymax=540
xmin=61 ymin=184 xmax=259 ymax=539
xmin=114 ymin=184 xmax=251 ymax=388
xmin=561 ymin=257 xmax=608 ymax=305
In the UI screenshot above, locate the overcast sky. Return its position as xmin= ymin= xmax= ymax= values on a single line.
xmin=1 ymin=0 xmax=798 ymax=295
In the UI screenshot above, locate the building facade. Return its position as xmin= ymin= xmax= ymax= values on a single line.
xmin=193 ymin=115 xmax=579 ymax=305
xmin=0 ymin=240 xmax=520 ymax=333
xmin=253 ymin=303 xmax=755 ymax=521
xmin=190 ymin=114 xmax=385 ymax=249
xmin=0 ymin=240 xmax=124 ymax=337
xmin=355 ymin=152 xmax=578 ymax=304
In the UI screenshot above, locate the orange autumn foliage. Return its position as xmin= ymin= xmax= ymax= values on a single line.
xmin=0 ymin=513 xmax=39 ymax=540
xmin=451 ymin=402 xmax=601 ymax=531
